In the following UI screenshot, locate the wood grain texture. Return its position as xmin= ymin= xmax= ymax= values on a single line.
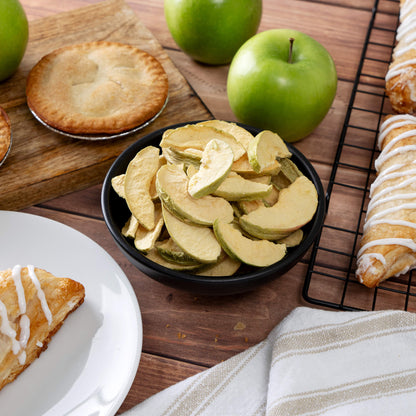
xmin=0 ymin=0 xmax=211 ymax=211
xmin=4 ymin=0 xmax=405 ymax=413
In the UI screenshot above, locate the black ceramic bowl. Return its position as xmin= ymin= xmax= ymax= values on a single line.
xmin=101 ymin=121 xmax=326 ymax=295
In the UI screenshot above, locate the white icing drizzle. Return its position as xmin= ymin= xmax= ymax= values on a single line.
xmin=357 ymin=238 xmax=416 ymax=259
xmin=367 ymin=192 xmax=416 ymax=215
xmin=12 ymin=265 xmax=26 ymax=314
xmin=378 ymin=115 xmax=416 ymax=149
xmin=358 ymin=113 xmax=416 ymax=278
xmin=369 ymin=167 xmax=416 ymax=198
xmin=397 ymin=14 xmax=416 ymax=40
xmin=19 ymin=315 xmax=30 ymax=350
xmin=0 ymin=265 xmax=53 ymax=365
xmin=385 ymin=58 xmax=416 ymax=82
xmin=0 ymin=300 xmax=20 ymax=355
xmin=18 ymin=315 xmax=30 ymax=365
xmin=364 ymin=202 xmax=416 ymax=232
xmin=401 ymin=0 xmax=416 ymax=21
xmin=375 ymin=145 xmax=416 ymax=170
xmin=27 ymin=265 xmax=52 ymax=326
xmin=395 ymin=41 xmax=416 ymax=58
xmin=359 ymin=253 xmax=387 ymax=267
xmin=377 ymin=129 xmax=416 ymax=160
xmin=386 ymin=2 xmax=416 ymax=84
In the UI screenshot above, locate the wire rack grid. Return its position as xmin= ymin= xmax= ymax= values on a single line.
xmin=301 ymin=0 xmax=416 ymax=312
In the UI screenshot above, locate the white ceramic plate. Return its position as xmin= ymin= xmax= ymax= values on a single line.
xmin=0 ymin=211 xmax=142 ymax=416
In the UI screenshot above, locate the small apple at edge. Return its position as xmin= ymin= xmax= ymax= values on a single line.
xmin=227 ymin=29 xmax=337 ymax=142
xmin=164 ymin=0 xmax=262 ymax=65
xmin=0 ymin=0 xmax=29 ymax=82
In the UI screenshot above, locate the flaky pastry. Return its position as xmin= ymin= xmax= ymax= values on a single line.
xmin=386 ymin=0 xmax=416 ymax=113
xmin=0 ymin=266 xmax=85 ymax=391
xmin=26 ymin=41 xmax=169 ymax=135
xmin=0 ymin=106 xmax=11 ymax=164
xmin=356 ymin=114 xmax=416 ymax=287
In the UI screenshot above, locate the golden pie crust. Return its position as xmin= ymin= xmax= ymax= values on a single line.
xmin=0 ymin=106 xmax=11 ymax=163
xmin=26 ymin=41 xmax=169 ymax=135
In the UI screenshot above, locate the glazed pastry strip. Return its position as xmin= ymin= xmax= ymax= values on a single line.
xmin=356 ymin=114 xmax=416 ymax=287
xmin=386 ymin=0 xmax=416 ymax=113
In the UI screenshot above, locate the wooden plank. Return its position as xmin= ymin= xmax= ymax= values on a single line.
xmin=22 ymin=205 xmax=312 ymax=367
xmin=0 ymin=0 xmax=211 ymax=211
xmin=312 ymin=0 xmax=399 ymax=15
xmin=118 ymin=352 xmax=206 ymax=413
xmin=127 ymin=0 xmax=372 ymax=82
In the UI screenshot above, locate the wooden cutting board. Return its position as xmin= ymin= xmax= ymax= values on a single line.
xmin=0 ymin=0 xmax=212 ymax=210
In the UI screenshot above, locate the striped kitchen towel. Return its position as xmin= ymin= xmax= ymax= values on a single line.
xmin=124 ymin=307 xmax=416 ymax=416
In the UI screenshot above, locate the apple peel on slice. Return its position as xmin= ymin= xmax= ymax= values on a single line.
xmin=156 ymin=163 xmax=234 ymax=225
xmin=188 ymin=139 xmax=234 ymax=199
xmin=248 ymin=130 xmax=291 ymax=173
xmin=124 ymin=146 xmax=160 ymax=230
xmin=239 ymin=175 xmax=318 ymax=236
xmin=162 ymin=205 xmax=221 ymax=264
xmin=213 ymin=220 xmax=286 ymax=267
xmin=213 ymin=172 xmax=273 ymax=201
xmin=196 ymin=120 xmax=254 ymax=150
xmin=195 ymin=253 xmax=241 ymax=276
xmin=232 ymin=153 xmax=281 ymax=177
xmin=155 ymin=238 xmax=202 ymax=266
xmin=160 ymin=124 xmax=246 ymax=161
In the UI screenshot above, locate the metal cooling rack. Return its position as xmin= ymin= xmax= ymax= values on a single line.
xmin=302 ymin=0 xmax=416 ymax=311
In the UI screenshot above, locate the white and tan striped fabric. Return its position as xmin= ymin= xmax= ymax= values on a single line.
xmin=124 ymin=307 xmax=416 ymax=416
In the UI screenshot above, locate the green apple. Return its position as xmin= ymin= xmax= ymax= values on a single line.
xmin=227 ymin=29 xmax=337 ymax=142
xmin=164 ymin=0 xmax=262 ymax=65
xmin=0 ymin=0 xmax=28 ymax=82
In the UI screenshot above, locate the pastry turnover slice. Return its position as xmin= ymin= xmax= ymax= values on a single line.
xmin=356 ymin=114 xmax=416 ymax=287
xmin=386 ymin=0 xmax=416 ymax=113
xmin=0 ymin=106 xmax=11 ymax=165
xmin=0 ymin=265 xmax=85 ymax=391
xmin=26 ymin=41 xmax=169 ymax=135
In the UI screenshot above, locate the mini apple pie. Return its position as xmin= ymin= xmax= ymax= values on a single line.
xmin=26 ymin=41 xmax=169 ymax=135
xmin=0 ymin=265 xmax=85 ymax=391
xmin=0 ymin=106 xmax=11 ymax=164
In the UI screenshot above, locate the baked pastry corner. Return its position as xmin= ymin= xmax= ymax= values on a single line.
xmin=0 ymin=266 xmax=85 ymax=391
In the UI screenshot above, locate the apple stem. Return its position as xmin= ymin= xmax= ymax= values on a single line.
xmin=288 ymin=38 xmax=295 ymax=64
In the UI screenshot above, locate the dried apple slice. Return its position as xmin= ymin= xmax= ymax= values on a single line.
xmin=213 ymin=220 xmax=286 ymax=267
xmin=124 ymin=146 xmax=160 ymax=230
xmin=188 ymin=139 xmax=234 ymax=198
xmin=262 ymin=185 xmax=280 ymax=207
xmin=239 ymin=176 xmax=318 ymax=236
xmin=279 ymin=158 xmax=303 ymax=183
xmin=160 ymin=124 xmax=246 ymax=161
xmin=156 ymin=163 xmax=234 ymax=225
xmin=162 ymin=147 xmax=202 ymax=168
xmin=155 ymin=238 xmax=201 ymax=266
xmin=278 ymin=229 xmax=304 ymax=248
xmin=194 ymin=253 xmax=241 ymax=276
xmin=134 ymin=204 xmax=164 ymax=252
xmin=122 ymin=215 xmax=139 ymax=238
xmin=111 ymin=174 xmax=126 ymax=198
xmin=196 ymin=120 xmax=254 ymax=150
xmin=213 ymin=172 xmax=273 ymax=201
xmin=162 ymin=205 xmax=221 ymax=264
xmin=145 ymin=249 xmax=203 ymax=271
xmin=248 ymin=130 xmax=291 ymax=173
xmin=232 ymin=153 xmax=281 ymax=177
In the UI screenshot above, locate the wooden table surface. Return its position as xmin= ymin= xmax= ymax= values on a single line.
xmin=4 ymin=0 xmax=402 ymax=413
